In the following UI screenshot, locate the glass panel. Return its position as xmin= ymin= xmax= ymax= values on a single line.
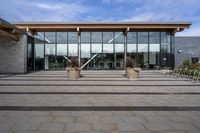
xmin=138 ymin=44 xmax=148 ymax=52
xmin=68 ymin=44 xmax=78 ymax=56
xmin=91 ymin=32 xmax=102 ymax=54
xmin=81 ymin=32 xmax=90 ymax=43
xmin=161 ymin=32 xmax=171 ymax=67
xmin=114 ymin=32 xmax=124 ymax=53
xmin=45 ymin=44 xmax=55 ymax=55
xmin=27 ymin=43 xmax=33 ymax=71
xmin=57 ymin=44 xmax=67 ymax=55
xmin=149 ymin=32 xmax=160 ymax=69
xmin=115 ymin=32 xmax=124 ymax=69
xmin=102 ymin=32 xmax=114 ymax=69
xmin=91 ymin=32 xmax=102 ymax=43
xmin=161 ymin=32 xmax=170 ymax=53
xmin=127 ymin=44 xmax=136 ymax=52
xmin=81 ymin=43 xmax=90 ymax=58
xmin=80 ymin=32 xmax=91 ymax=69
xmin=91 ymin=44 xmax=102 ymax=53
xmin=35 ymin=44 xmax=44 ymax=70
xmin=45 ymin=32 xmax=56 ymax=70
xmin=68 ymin=32 xmax=78 ymax=57
xmin=34 ymin=32 xmax=45 ymax=70
xmin=45 ymin=32 xmax=56 ymax=43
xmin=68 ymin=32 xmax=77 ymax=44
xmin=127 ymin=32 xmax=136 ymax=44
xmin=138 ymin=32 xmax=148 ymax=44
xmin=56 ymin=32 xmax=68 ymax=69
xmin=103 ymin=32 xmax=113 ymax=53
xmin=138 ymin=32 xmax=148 ymax=68
xmin=114 ymin=32 xmax=124 ymax=44
xmin=57 ymin=32 xmax=67 ymax=44
xmin=115 ymin=44 xmax=124 ymax=53
xmin=127 ymin=32 xmax=137 ymax=65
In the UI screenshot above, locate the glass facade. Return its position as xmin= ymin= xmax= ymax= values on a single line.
xmin=29 ymin=31 xmax=174 ymax=70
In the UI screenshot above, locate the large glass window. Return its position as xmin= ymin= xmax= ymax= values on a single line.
xmin=127 ymin=32 xmax=137 ymax=53
xmin=115 ymin=32 xmax=124 ymax=53
xmin=91 ymin=32 xmax=102 ymax=69
xmin=114 ymin=32 xmax=124 ymax=69
xmin=161 ymin=32 xmax=170 ymax=53
xmin=149 ymin=32 xmax=160 ymax=69
xmin=103 ymin=32 xmax=114 ymax=69
xmin=45 ymin=32 xmax=56 ymax=70
xmin=103 ymin=32 xmax=113 ymax=53
xmin=34 ymin=32 xmax=45 ymax=70
xmin=68 ymin=32 xmax=78 ymax=56
xmin=91 ymin=32 xmax=102 ymax=53
xmin=81 ymin=32 xmax=91 ymax=58
xmin=81 ymin=32 xmax=91 ymax=69
xmin=57 ymin=32 xmax=68 ymax=69
xmin=138 ymin=32 xmax=148 ymax=68
xmin=161 ymin=32 xmax=171 ymax=67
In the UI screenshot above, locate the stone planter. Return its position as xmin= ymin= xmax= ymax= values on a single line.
xmin=66 ymin=67 xmax=80 ymax=79
xmin=125 ymin=68 xmax=139 ymax=79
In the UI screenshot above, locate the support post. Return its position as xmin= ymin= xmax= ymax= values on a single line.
xmin=124 ymin=27 xmax=129 ymax=69
xmin=77 ymin=27 xmax=81 ymax=67
xmin=124 ymin=33 xmax=127 ymax=69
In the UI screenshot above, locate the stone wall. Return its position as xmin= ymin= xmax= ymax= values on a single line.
xmin=175 ymin=36 xmax=200 ymax=67
xmin=0 ymin=35 xmax=27 ymax=73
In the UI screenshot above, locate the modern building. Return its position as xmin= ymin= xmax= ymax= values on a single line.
xmin=0 ymin=18 xmax=193 ymax=73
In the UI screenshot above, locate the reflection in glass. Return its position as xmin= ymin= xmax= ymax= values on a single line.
xmin=161 ymin=32 xmax=171 ymax=67
xmin=103 ymin=32 xmax=113 ymax=53
xmin=138 ymin=32 xmax=148 ymax=68
xmin=68 ymin=44 xmax=78 ymax=56
xmin=91 ymin=44 xmax=102 ymax=53
xmin=45 ymin=32 xmax=56 ymax=70
xmin=127 ymin=44 xmax=136 ymax=52
xmin=91 ymin=32 xmax=102 ymax=54
xmin=149 ymin=32 xmax=160 ymax=68
xmin=57 ymin=44 xmax=67 ymax=55
xmin=35 ymin=44 xmax=44 ymax=70
xmin=34 ymin=32 xmax=45 ymax=70
xmin=103 ymin=32 xmax=114 ymax=69
xmin=80 ymin=32 xmax=91 ymax=69
xmin=127 ymin=32 xmax=137 ymax=65
xmin=161 ymin=32 xmax=170 ymax=53
xmin=81 ymin=43 xmax=90 ymax=58
xmin=27 ymin=42 xmax=33 ymax=71
xmin=115 ymin=32 xmax=124 ymax=69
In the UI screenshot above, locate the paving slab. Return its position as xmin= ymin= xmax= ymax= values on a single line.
xmin=0 ymin=70 xmax=199 ymax=132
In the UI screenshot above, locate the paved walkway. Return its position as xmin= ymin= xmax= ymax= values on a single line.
xmin=0 ymin=70 xmax=200 ymax=133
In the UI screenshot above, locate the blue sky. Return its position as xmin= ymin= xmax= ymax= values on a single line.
xmin=0 ymin=0 xmax=200 ymax=36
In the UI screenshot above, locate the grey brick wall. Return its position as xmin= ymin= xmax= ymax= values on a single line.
xmin=175 ymin=36 xmax=200 ymax=67
xmin=0 ymin=35 xmax=27 ymax=73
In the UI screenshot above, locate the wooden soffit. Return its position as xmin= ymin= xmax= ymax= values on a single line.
xmin=0 ymin=18 xmax=25 ymax=41
xmin=14 ymin=22 xmax=192 ymax=33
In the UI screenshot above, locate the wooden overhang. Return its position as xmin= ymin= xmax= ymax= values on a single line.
xmin=13 ymin=21 xmax=192 ymax=34
xmin=0 ymin=18 xmax=25 ymax=41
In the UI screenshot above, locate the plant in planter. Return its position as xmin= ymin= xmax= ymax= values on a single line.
xmin=125 ymin=56 xmax=140 ymax=79
xmin=65 ymin=57 xmax=80 ymax=79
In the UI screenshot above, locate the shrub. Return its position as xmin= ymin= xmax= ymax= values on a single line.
xmin=68 ymin=57 xmax=79 ymax=68
xmin=126 ymin=56 xmax=137 ymax=68
xmin=182 ymin=59 xmax=191 ymax=68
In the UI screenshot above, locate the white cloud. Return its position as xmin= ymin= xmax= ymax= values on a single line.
xmin=33 ymin=3 xmax=64 ymax=10
xmin=176 ymin=26 xmax=200 ymax=36
xmin=102 ymin=0 xmax=126 ymax=4
xmin=0 ymin=0 xmax=89 ymax=22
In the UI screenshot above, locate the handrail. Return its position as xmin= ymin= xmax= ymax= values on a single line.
xmin=81 ymin=53 xmax=99 ymax=70
xmin=63 ymin=56 xmax=71 ymax=63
